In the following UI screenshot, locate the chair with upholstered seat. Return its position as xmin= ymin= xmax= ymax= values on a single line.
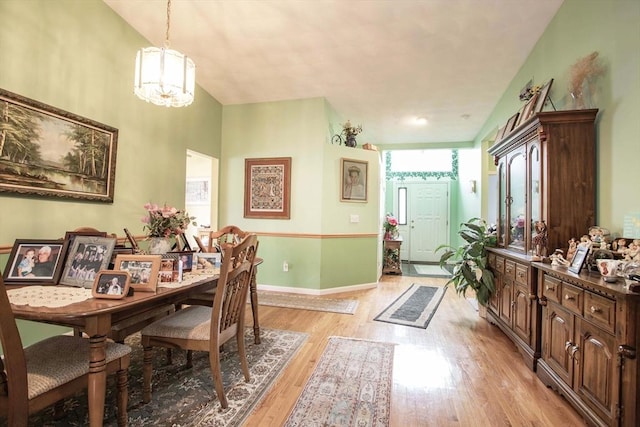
xmin=0 ymin=276 xmax=131 ymax=427
xmin=141 ymin=233 xmax=258 ymax=409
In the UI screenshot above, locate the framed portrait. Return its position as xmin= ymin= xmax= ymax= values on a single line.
xmin=503 ymin=113 xmax=520 ymax=139
xmin=166 ymin=251 xmax=195 ymax=272
xmin=159 ymin=258 xmax=178 ymax=283
xmin=186 ymin=177 xmax=211 ymax=205
xmin=113 ymin=254 xmax=161 ymax=292
xmin=521 ymin=93 xmax=539 ymax=124
xmin=494 ymin=125 xmax=506 ymax=143
xmin=534 ymin=79 xmax=554 ymax=113
xmin=92 ymin=270 xmax=130 ymax=300
xmin=513 ymin=104 xmax=527 ymax=129
xmin=194 ymin=252 xmax=220 ymax=273
xmin=244 ymin=157 xmax=291 ymax=219
xmin=0 ymin=88 xmax=118 ymax=203
xmin=60 ymin=236 xmax=117 ymax=288
xmin=3 ymin=239 xmax=68 ymax=284
xmin=568 ymin=246 xmax=589 ymax=274
xmin=341 ymin=158 xmax=368 ymax=202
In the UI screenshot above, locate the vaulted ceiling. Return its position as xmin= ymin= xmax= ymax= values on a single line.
xmin=104 ymin=0 xmax=564 ymax=146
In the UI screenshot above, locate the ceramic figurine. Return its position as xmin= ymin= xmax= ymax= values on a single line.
xmin=566 ymin=237 xmax=578 ymax=262
xmin=531 ymin=220 xmax=548 ymax=261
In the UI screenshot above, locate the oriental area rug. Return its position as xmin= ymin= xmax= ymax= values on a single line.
xmin=284 ymin=336 xmax=395 ymax=427
xmin=5 ymin=328 xmax=307 ymax=427
xmin=257 ymin=291 xmax=359 ymax=314
xmin=374 ymin=284 xmax=446 ymax=329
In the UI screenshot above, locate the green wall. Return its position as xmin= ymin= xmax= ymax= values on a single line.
xmin=220 ymin=98 xmax=380 ymax=289
xmin=478 ymin=0 xmax=640 ymax=236
xmin=0 ymin=0 xmax=222 ymax=345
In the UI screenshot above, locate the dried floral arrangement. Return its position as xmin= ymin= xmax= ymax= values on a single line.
xmin=519 ymin=80 xmax=542 ymax=102
xmin=569 ymin=51 xmax=605 ymax=98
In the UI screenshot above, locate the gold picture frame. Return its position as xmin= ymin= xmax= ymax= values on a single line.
xmin=244 ymin=157 xmax=292 ymax=219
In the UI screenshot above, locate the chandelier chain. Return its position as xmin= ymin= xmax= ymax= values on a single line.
xmin=165 ymin=0 xmax=172 ymax=48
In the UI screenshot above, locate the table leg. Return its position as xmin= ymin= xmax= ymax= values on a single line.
xmin=250 ymin=267 xmax=260 ymax=344
xmin=86 ymin=316 xmax=110 ymax=427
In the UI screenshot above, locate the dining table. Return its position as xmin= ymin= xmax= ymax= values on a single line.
xmin=7 ymin=272 xmax=219 ymax=427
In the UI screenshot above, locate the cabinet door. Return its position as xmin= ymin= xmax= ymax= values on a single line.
xmin=543 ymin=302 xmax=574 ymax=386
xmin=513 ymin=283 xmax=531 ymax=344
xmin=507 ymin=149 xmax=526 ymax=252
xmin=497 ymin=159 xmax=507 ymax=247
xmin=528 ymin=142 xmax=542 ymax=255
xmin=489 ymin=270 xmax=501 ymax=314
xmin=575 ymin=318 xmax=617 ymax=425
xmin=499 ymin=279 xmax=513 ymax=325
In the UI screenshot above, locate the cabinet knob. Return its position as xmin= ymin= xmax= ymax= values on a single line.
xmin=546 ymin=285 xmax=554 ymax=291
xmin=571 ymin=345 xmax=580 ymax=362
xmin=565 ymin=341 xmax=573 ymax=353
xmin=590 ymin=306 xmax=601 ymax=314
xmin=564 ymin=294 xmax=575 ymax=301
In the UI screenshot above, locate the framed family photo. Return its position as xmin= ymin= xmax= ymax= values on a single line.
xmin=166 ymin=251 xmax=195 ymax=272
xmin=568 ymin=246 xmax=589 ymax=274
xmin=3 ymin=239 xmax=68 ymax=284
xmin=0 ymin=88 xmax=118 ymax=203
xmin=341 ymin=158 xmax=368 ymax=202
xmin=92 ymin=270 xmax=131 ymax=300
xmin=244 ymin=157 xmax=291 ymax=219
xmin=60 ymin=236 xmax=116 ymax=288
xmin=113 ymin=254 xmax=161 ymax=292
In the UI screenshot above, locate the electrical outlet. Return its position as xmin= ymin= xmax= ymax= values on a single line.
xmin=283 ymin=261 xmax=289 ymax=272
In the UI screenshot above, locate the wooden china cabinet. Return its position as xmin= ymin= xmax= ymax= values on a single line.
xmin=486 ymin=109 xmax=598 ymax=371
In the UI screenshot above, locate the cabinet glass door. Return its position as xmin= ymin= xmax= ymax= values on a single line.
xmin=529 ymin=143 xmax=541 ymax=255
xmin=498 ymin=160 xmax=506 ymax=247
xmin=507 ymin=150 xmax=526 ymax=251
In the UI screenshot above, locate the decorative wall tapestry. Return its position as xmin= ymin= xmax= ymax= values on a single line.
xmin=244 ymin=157 xmax=291 ymax=219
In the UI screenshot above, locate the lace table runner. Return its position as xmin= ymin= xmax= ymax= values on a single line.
xmin=8 ymin=286 xmax=93 ymax=308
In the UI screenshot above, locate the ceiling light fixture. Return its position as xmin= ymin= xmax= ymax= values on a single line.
xmin=414 ymin=117 xmax=428 ymax=126
xmin=134 ymin=0 xmax=195 ymax=107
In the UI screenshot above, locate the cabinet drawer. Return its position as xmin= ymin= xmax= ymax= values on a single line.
xmin=515 ymin=264 xmax=529 ymax=286
xmin=584 ymin=292 xmax=616 ymax=333
xmin=561 ymin=283 xmax=583 ymax=315
xmin=504 ymin=260 xmax=516 ymax=280
xmin=542 ymin=275 xmax=562 ymax=303
xmin=494 ymin=256 xmax=505 ymax=274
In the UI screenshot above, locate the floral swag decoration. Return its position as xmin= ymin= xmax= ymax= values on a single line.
xmin=383 ymin=213 xmax=399 ymax=239
xmin=142 ymin=203 xmax=196 ymax=238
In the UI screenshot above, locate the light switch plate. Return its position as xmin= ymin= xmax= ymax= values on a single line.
xmin=350 ymin=214 xmax=360 ymax=223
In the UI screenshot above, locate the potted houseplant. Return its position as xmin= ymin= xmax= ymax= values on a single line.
xmin=436 ymin=218 xmax=497 ymax=308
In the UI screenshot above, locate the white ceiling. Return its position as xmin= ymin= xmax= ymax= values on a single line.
xmin=104 ymin=0 xmax=564 ymax=146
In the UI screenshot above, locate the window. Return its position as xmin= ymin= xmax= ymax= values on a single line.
xmin=398 ymin=187 xmax=407 ymax=225
xmin=385 ymin=149 xmax=458 ymax=180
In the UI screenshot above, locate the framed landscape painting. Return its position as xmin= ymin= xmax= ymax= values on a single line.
xmin=0 ymin=88 xmax=118 ymax=203
xmin=244 ymin=157 xmax=291 ymax=219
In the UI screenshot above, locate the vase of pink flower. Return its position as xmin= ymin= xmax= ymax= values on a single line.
xmin=142 ymin=203 xmax=196 ymax=254
xmin=383 ymin=213 xmax=399 ymax=240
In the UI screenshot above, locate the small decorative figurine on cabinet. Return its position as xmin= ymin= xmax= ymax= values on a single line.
xmin=531 ymin=220 xmax=548 ymax=261
xmin=566 ymin=237 xmax=578 ymax=262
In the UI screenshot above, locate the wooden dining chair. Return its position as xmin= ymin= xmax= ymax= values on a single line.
xmin=0 ymin=276 xmax=131 ymax=427
xmin=141 ymin=233 xmax=258 ymax=409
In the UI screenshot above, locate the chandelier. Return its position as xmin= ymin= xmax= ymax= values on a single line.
xmin=134 ymin=0 xmax=195 ymax=107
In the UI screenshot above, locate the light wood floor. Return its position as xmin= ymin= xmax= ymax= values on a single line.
xmin=243 ymin=273 xmax=586 ymax=427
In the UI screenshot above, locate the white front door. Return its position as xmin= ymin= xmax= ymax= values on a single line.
xmin=395 ymin=182 xmax=450 ymax=263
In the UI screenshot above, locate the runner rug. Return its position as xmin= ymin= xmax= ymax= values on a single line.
xmin=257 ymin=291 xmax=359 ymax=314
xmin=12 ymin=328 xmax=307 ymax=427
xmin=284 ymin=336 xmax=394 ymax=427
xmin=374 ymin=284 xmax=446 ymax=329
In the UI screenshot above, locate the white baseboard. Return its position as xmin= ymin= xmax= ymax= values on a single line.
xmin=256 ymin=282 xmax=378 ymax=296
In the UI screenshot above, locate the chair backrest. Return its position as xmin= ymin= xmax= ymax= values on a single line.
xmin=209 ymin=234 xmax=258 ymax=342
xmin=207 ymin=225 xmax=249 ymax=253
xmin=0 ymin=275 xmax=30 ymax=423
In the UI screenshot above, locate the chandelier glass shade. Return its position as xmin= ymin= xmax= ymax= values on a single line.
xmin=133 ymin=0 xmax=195 ymax=108
xmin=134 ymin=47 xmax=195 ymax=107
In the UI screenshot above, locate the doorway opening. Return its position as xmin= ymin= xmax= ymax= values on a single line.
xmin=185 ymin=150 xmax=218 ymax=247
